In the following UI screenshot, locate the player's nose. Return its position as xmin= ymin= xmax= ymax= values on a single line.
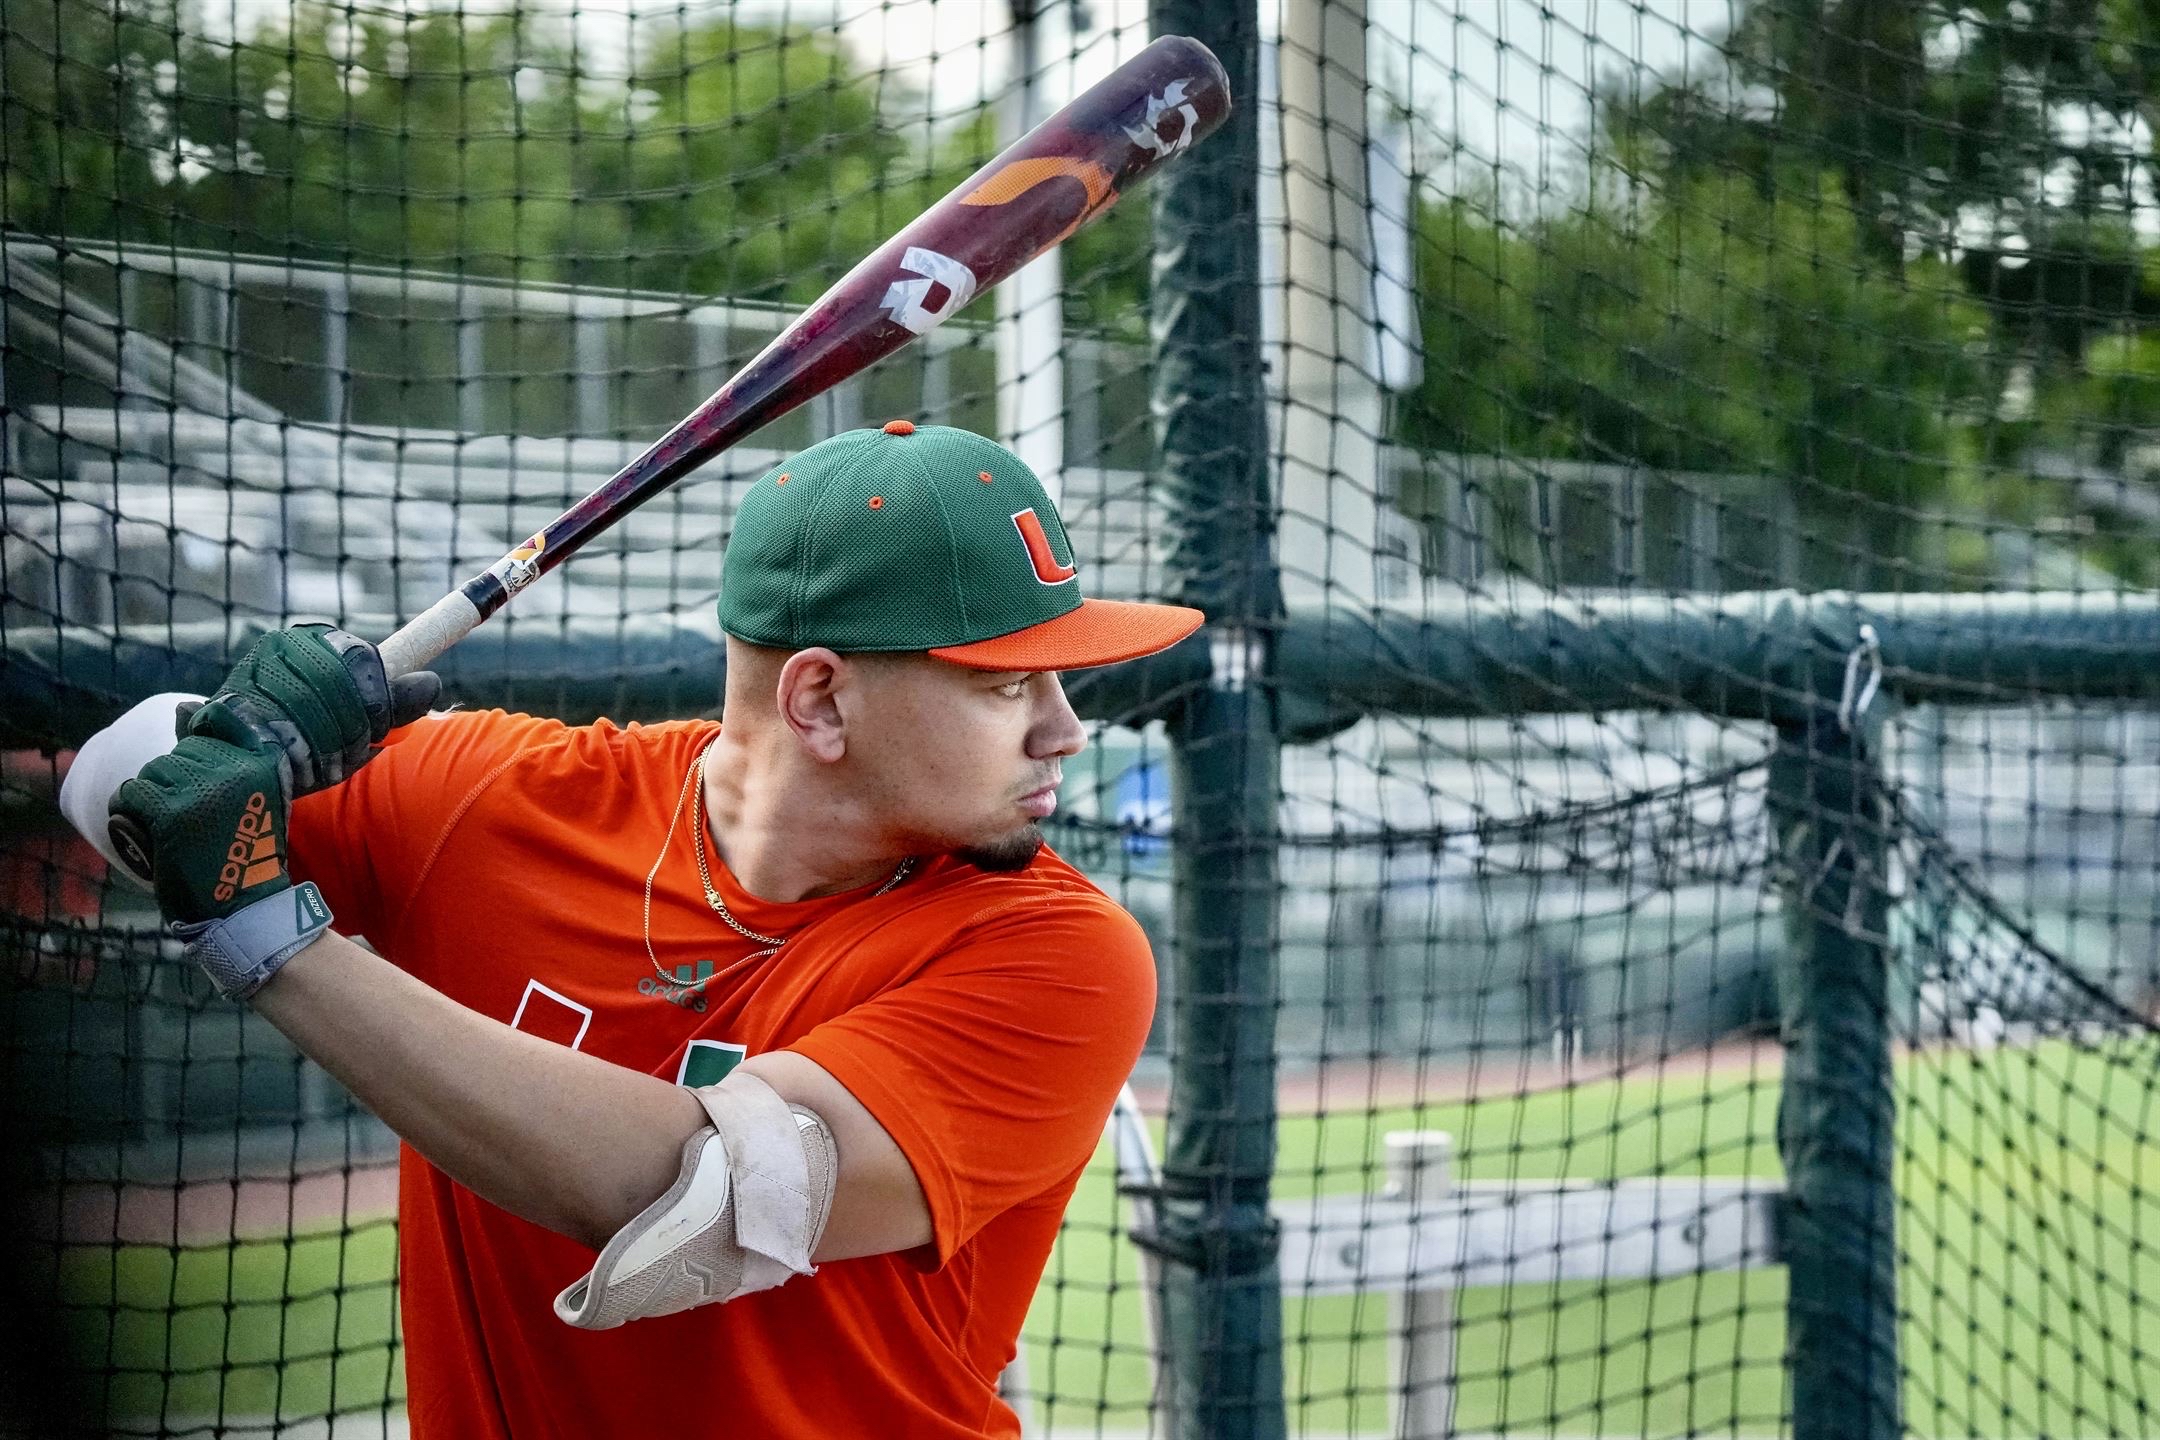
xmin=1029 ymin=673 xmax=1087 ymax=760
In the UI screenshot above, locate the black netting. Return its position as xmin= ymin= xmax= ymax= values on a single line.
xmin=8 ymin=1 xmax=2160 ymax=1436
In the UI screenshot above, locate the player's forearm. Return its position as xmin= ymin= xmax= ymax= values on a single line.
xmin=252 ymin=930 xmax=707 ymax=1249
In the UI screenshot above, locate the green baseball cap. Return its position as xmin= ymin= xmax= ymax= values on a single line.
xmin=719 ymin=421 xmax=1204 ymax=669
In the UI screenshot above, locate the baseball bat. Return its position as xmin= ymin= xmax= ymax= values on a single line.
xmin=377 ymin=34 xmax=1230 ymax=679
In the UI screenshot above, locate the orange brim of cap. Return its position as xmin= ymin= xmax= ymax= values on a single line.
xmin=928 ymin=597 xmax=1205 ymax=671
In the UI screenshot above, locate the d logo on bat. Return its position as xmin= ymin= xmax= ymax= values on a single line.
xmin=882 ymin=246 xmax=979 ymax=336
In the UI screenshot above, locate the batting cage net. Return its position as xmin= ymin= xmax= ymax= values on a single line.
xmin=6 ymin=0 xmax=2160 ymax=1436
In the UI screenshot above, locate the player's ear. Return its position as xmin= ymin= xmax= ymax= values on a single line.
xmin=774 ymin=648 xmax=848 ymax=763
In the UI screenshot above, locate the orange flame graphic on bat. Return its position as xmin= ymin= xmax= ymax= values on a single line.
xmin=960 ymin=157 xmax=1118 ymax=248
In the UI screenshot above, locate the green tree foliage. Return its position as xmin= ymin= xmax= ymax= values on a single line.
xmin=1403 ymin=175 xmax=1986 ymax=510
xmin=2046 ymin=326 xmax=2160 ymax=466
xmin=1601 ymin=0 xmax=2160 ymax=455
xmin=1395 ymin=0 xmax=2160 ymax=585
xmin=167 ymin=4 xmax=582 ymax=274
xmin=563 ymin=13 xmax=903 ymax=301
xmin=1604 ymin=0 xmax=2158 ymax=271
xmin=2 ymin=0 xmax=912 ymax=299
xmin=1 ymin=0 xmax=187 ymax=240
xmin=3 ymin=0 xmax=1150 ymax=331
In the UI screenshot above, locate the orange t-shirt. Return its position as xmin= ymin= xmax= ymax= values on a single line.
xmin=287 ymin=709 xmax=1157 ymax=1440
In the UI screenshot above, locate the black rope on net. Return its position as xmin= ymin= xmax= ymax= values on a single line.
xmin=1883 ymin=782 xmax=2160 ymax=1039
xmin=0 ymin=914 xmax=188 ymax=1008
xmin=1046 ymin=756 xmax=1768 ymax=855
xmin=1297 ymin=764 xmax=1767 ymax=855
xmin=1056 ymin=759 xmax=2157 ymax=1041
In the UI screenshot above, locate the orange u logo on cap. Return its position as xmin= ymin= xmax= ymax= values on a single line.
xmin=1012 ymin=509 xmax=1077 ymax=586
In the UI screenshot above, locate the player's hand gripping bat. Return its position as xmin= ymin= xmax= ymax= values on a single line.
xmin=377 ymin=34 xmax=1229 ymax=679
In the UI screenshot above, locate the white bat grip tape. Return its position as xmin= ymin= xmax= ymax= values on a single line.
xmin=60 ymin=691 xmax=202 ymax=889
xmin=379 ymin=589 xmax=483 ymax=679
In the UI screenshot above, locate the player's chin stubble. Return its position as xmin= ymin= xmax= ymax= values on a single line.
xmin=957 ymin=824 xmax=1044 ymax=874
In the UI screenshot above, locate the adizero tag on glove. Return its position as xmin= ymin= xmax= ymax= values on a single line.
xmin=110 ymin=734 xmax=293 ymax=925
xmin=187 ymin=624 xmax=440 ymax=799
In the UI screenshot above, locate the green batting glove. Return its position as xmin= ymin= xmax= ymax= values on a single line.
xmin=185 ymin=624 xmax=440 ymax=799
xmin=110 ymin=734 xmax=292 ymax=925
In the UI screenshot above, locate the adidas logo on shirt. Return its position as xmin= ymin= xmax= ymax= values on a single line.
xmin=639 ymin=960 xmax=714 ymax=1013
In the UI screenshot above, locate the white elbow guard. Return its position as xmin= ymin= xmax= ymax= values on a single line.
xmin=553 ymin=1071 xmax=838 ymax=1330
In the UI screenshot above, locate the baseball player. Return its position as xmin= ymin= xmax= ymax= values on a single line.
xmin=71 ymin=422 xmax=1203 ymax=1438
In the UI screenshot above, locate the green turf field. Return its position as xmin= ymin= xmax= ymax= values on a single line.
xmin=50 ymin=1039 xmax=2160 ymax=1434
xmin=55 ymin=1216 xmax=402 ymax=1423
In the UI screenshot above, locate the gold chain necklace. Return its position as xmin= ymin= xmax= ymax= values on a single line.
xmin=642 ymin=739 xmax=914 ymax=988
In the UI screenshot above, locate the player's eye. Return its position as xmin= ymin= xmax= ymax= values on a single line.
xmin=996 ymin=676 xmax=1030 ymax=699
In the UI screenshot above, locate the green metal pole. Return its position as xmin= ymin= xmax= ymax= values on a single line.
xmin=1146 ymin=2 xmax=1284 ymax=1437
xmin=19 ymin=593 xmax=2160 ymax=746
xmin=1768 ymin=706 xmax=1900 ymax=1440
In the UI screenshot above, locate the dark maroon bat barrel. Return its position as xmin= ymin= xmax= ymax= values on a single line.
xmin=457 ymin=34 xmax=1230 ymax=624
